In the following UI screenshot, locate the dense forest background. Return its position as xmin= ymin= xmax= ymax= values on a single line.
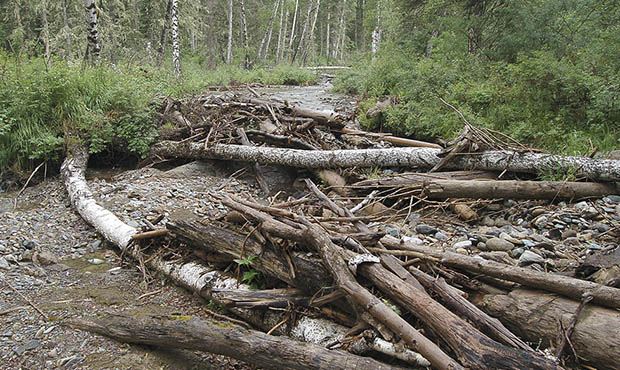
xmin=0 ymin=0 xmax=618 ymax=181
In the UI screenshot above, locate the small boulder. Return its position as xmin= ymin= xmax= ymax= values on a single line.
xmin=519 ymin=250 xmax=545 ymax=266
xmin=484 ymin=237 xmax=514 ymax=252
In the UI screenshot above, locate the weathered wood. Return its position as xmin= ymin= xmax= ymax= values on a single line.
xmin=66 ymin=315 xmax=400 ymax=370
xmin=407 ymin=267 xmax=532 ymax=352
xmin=353 ymin=170 xmax=497 ymax=188
xmin=340 ymin=127 xmax=442 ymax=149
xmin=61 ymin=145 xmax=423 ymax=362
xmin=151 ymin=141 xmax=620 ymax=181
xmin=367 ymin=178 xmax=617 ymax=200
xmin=212 ymin=288 xmax=309 ymax=308
xmin=383 ymin=235 xmax=620 ymax=309
xmin=479 ymin=289 xmax=620 ymax=370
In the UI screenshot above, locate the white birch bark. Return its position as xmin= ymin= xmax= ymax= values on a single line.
xmin=287 ymin=0 xmax=299 ymax=59
xmin=83 ymin=0 xmax=101 ymax=63
xmin=152 ymin=141 xmax=620 ymax=181
xmin=171 ymin=0 xmax=181 ymax=77
xmin=258 ymin=0 xmax=280 ymax=60
xmin=239 ymin=0 xmax=250 ymax=68
xmin=276 ymin=0 xmax=286 ymax=62
xmin=60 ymin=145 xmax=427 ymax=366
xmin=293 ymin=0 xmax=313 ymax=62
xmin=325 ymin=11 xmax=331 ymax=60
xmin=301 ymin=0 xmax=321 ymax=64
xmin=226 ymin=0 xmax=234 ymax=64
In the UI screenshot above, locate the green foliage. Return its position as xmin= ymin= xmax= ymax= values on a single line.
xmin=234 ymin=255 xmax=263 ymax=288
xmin=0 ymin=52 xmax=316 ymax=178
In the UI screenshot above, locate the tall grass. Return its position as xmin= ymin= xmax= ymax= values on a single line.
xmin=0 ymin=52 xmax=316 ymax=179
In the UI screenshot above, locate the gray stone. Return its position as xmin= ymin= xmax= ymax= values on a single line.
xmin=0 ymin=257 xmax=10 ymax=270
xmin=88 ymin=240 xmax=102 ymax=250
xmin=35 ymin=250 xmax=58 ymax=265
xmin=434 ymin=231 xmax=448 ymax=241
xmin=519 ymin=250 xmax=545 ymax=266
xmin=533 ymin=216 xmax=548 ymax=229
xmin=593 ymin=223 xmax=610 ymax=233
xmin=605 ymin=195 xmax=620 ymax=204
xmin=561 ymin=229 xmax=577 ymax=239
xmin=511 ymin=247 xmax=525 ymax=258
xmin=481 ymin=216 xmax=495 ymax=227
xmin=415 ymin=224 xmax=437 ymax=235
xmin=574 ymin=201 xmax=589 ymax=211
xmin=88 ymin=258 xmax=105 ymax=265
xmin=385 ymin=226 xmax=400 ymax=238
xmin=484 ymin=237 xmax=514 ymax=252
xmin=452 ymin=240 xmax=472 ymax=249
xmin=13 ymin=339 xmax=40 ymax=355
xmin=499 ymin=232 xmax=521 ymax=245
xmin=563 ymin=237 xmax=580 ymax=246
xmin=21 ymin=240 xmax=36 ymax=250
xmin=402 ymin=236 xmax=424 ymax=246
xmin=531 ymin=208 xmax=545 ymax=217
xmin=455 ymin=248 xmax=468 ymax=255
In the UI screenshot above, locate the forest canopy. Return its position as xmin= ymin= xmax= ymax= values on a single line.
xmin=0 ymin=0 xmax=618 ymax=179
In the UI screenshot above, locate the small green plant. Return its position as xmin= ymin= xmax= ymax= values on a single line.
xmin=234 ymin=255 xmax=263 ymax=288
xmin=538 ymin=166 xmax=578 ymax=182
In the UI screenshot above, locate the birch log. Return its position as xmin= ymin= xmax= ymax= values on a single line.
xmin=66 ymin=315 xmax=401 ymax=370
xmin=60 ymin=145 xmax=427 ymax=365
xmin=151 ymin=141 xmax=620 ymax=181
xmin=170 ymin=0 xmax=181 ymax=77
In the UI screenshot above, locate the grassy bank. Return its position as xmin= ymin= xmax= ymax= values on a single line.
xmin=334 ymin=47 xmax=619 ymax=156
xmin=0 ymin=53 xmax=316 ymax=181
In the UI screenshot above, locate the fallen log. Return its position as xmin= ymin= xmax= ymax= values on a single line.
xmin=383 ymin=236 xmax=620 ymax=309
xmin=151 ymin=142 xmax=620 ymax=181
xmin=339 ymin=127 xmax=442 ymax=149
xmin=352 ymin=170 xmax=498 ymax=188
xmin=61 ymin=144 xmax=427 ymax=364
xmin=359 ymin=178 xmax=618 ymax=200
xmin=66 ymin=315 xmax=400 ymax=370
xmin=479 ymin=289 xmax=620 ymax=370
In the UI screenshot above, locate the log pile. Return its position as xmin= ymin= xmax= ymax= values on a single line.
xmin=64 ymin=92 xmax=620 ymax=369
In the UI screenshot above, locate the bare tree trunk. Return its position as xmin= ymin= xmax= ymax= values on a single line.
xmin=239 ymin=0 xmax=250 ymax=68
xmin=287 ymin=0 xmax=299 ymax=59
xmin=276 ymin=0 xmax=286 ymax=62
xmin=334 ymin=0 xmax=347 ymax=59
xmin=67 ymin=315 xmax=402 ymax=370
xmin=171 ymin=0 xmax=181 ymax=77
xmin=157 ymin=0 xmax=173 ymax=66
xmin=354 ymin=0 xmax=364 ymax=50
xmin=151 ymin=142 xmax=620 ymax=181
xmin=258 ymin=0 xmax=280 ymax=60
xmin=325 ymin=11 xmax=331 ymax=60
xmin=83 ymin=0 xmax=101 ymax=63
xmin=62 ymin=0 xmax=72 ymax=60
xmin=301 ymin=0 xmax=321 ymax=64
xmin=226 ymin=0 xmax=233 ymax=64
xmin=293 ymin=0 xmax=313 ymax=62
xmin=41 ymin=1 xmax=51 ymax=67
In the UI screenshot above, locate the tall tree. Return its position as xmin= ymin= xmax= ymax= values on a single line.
xmin=171 ymin=0 xmax=180 ymax=77
xmin=287 ymin=0 xmax=299 ymax=60
xmin=275 ymin=0 xmax=287 ymax=62
xmin=239 ymin=0 xmax=250 ymax=68
xmin=84 ymin=0 xmax=101 ymax=63
xmin=226 ymin=0 xmax=233 ymax=64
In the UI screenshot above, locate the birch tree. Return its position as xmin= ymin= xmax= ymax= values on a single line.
xmin=171 ymin=0 xmax=180 ymax=77
xmin=84 ymin=0 xmax=101 ymax=63
xmin=258 ymin=0 xmax=280 ymax=60
xmin=287 ymin=0 xmax=299 ymax=60
xmin=226 ymin=0 xmax=233 ymax=64
xmin=275 ymin=0 xmax=286 ymax=62
xmin=239 ymin=0 xmax=250 ymax=68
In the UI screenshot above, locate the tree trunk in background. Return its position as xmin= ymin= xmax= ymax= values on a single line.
xmin=258 ymin=0 xmax=279 ymax=60
xmin=239 ymin=0 xmax=250 ymax=68
xmin=325 ymin=11 xmax=331 ymax=60
xmin=41 ymin=1 xmax=51 ymax=67
xmin=226 ymin=0 xmax=233 ymax=64
xmin=171 ymin=0 xmax=181 ymax=77
xmin=288 ymin=0 xmax=300 ymax=60
xmin=276 ymin=1 xmax=286 ymax=62
xmin=84 ymin=0 xmax=101 ymax=63
xmin=63 ymin=0 xmax=72 ymax=60
xmin=355 ymin=0 xmax=364 ymax=51
xmin=334 ymin=0 xmax=347 ymax=60
xmin=292 ymin=0 xmax=312 ymax=62
xmin=157 ymin=0 xmax=173 ymax=66
xmin=301 ymin=0 xmax=321 ymax=65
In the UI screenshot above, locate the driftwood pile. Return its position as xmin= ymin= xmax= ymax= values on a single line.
xmin=63 ymin=92 xmax=620 ymax=369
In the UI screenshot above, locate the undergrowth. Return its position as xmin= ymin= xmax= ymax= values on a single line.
xmin=334 ymin=47 xmax=620 ymax=156
xmin=0 ymin=52 xmax=316 ymax=180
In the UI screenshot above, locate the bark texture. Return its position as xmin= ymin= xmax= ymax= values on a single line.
xmin=151 ymin=142 xmax=620 ymax=181
xmin=480 ymin=289 xmax=620 ymax=370
xmin=67 ymin=315 xmax=400 ymax=370
xmin=170 ymin=0 xmax=181 ymax=77
xmin=83 ymin=0 xmax=101 ymax=62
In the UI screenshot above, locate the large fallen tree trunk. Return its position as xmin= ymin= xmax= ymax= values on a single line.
xmin=60 ymin=144 xmax=428 ymax=365
xmin=479 ymin=289 xmax=620 ymax=370
xmin=66 ymin=315 xmax=401 ymax=370
xmin=151 ymin=141 xmax=620 ymax=181
xmin=358 ymin=178 xmax=618 ymax=200
xmin=382 ymin=236 xmax=620 ymax=309
xmin=352 ymin=170 xmax=498 ymax=188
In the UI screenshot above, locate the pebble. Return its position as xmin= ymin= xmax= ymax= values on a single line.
xmin=415 ymin=224 xmax=437 ymax=235
xmin=455 ymin=248 xmax=468 ymax=255
xmin=88 ymin=258 xmax=105 ymax=265
xmin=592 ymin=223 xmax=610 ymax=233
xmin=511 ymin=247 xmax=525 ymax=258
xmin=533 ymin=216 xmax=548 ymax=229
xmin=531 ymin=208 xmax=545 ymax=217
xmin=35 ymin=250 xmax=59 ymax=265
xmin=385 ymin=226 xmax=400 ymax=238
xmin=13 ymin=339 xmax=41 ymax=355
xmin=563 ymin=237 xmax=580 ymax=246
xmin=499 ymin=232 xmax=521 ymax=245
xmin=0 ymin=257 xmax=10 ymax=270
xmin=481 ymin=216 xmax=495 ymax=227
xmin=402 ymin=236 xmax=424 ymax=246
xmin=434 ymin=231 xmax=448 ymax=241
xmin=574 ymin=201 xmax=589 ymax=211
xmin=519 ymin=250 xmax=545 ymax=266
xmin=484 ymin=237 xmax=514 ymax=252
xmin=561 ymin=229 xmax=577 ymax=239
xmin=453 ymin=240 xmax=472 ymax=249
xmin=605 ymin=195 xmax=620 ymax=203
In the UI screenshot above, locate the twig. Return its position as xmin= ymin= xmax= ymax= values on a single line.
xmin=555 ymin=292 xmax=594 ymax=361
xmin=14 ymin=161 xmax=45 ymax=209
xmin=137 ymin=289 xmax=163 ymax=300
xmin=1 ymin=278 xmax=48 ymax=321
